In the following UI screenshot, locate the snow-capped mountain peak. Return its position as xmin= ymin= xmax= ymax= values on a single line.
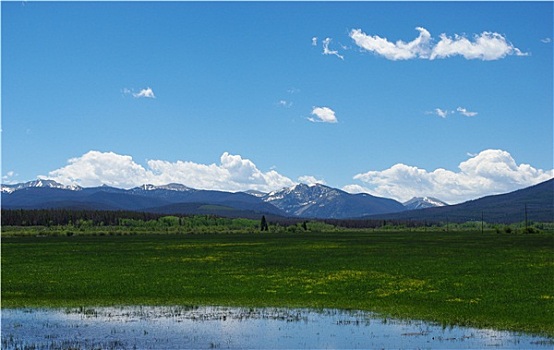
xmin=261 ymin=183 xmax=405 ymax=218
xmin=265 ymin=183 xmax=340 ymax=203
xmin=403 ymin=196 xmax=448 ymax=210
xmin=243 ymin=189 xmax=267 ymax=198
xmin=136 ymin=183 xmax=193 ymax=192
xmin=1 ymin=179 xmax=81 ymax=193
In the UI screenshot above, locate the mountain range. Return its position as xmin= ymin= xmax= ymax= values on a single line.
xmin=2 ymin=179 xmax=553 ymax=223
xmin=1 ymin=181 xmax=407 ymax=219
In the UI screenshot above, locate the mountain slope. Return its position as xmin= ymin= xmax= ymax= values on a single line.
xmin=1 ymin=179 xmax=81 ymax=193
xmin=368 ymin=179 xmax=554 ymax=223
xmin=403 ymin=197 xmax=448 ymax=210
xmin=263 ymin=183 xmax=405 ymax=218
xmin=1 ymin=180 xmax=285 ymax=217
xmin=4 ymin=179 xmax=551 ymax=223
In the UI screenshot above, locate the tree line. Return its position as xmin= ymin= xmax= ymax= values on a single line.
xmin=2 ymin=209 xmax=164 ymax=227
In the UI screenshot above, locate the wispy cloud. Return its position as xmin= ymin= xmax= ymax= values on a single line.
xmin=350 ymin=27 xmax=527 ymax=61
xmin=2 ymin=171 xmax=18 ymax=184
xmin=456 ymin=107 xmax=478 ymax=117
xmin=427 ymin=106 xmax=478 ymax=118
xmin=434 ymin=108 xmax=449 ymax=118
xmin=123 ymin=87 xmax=156 ymax=99
xmin=278 ymin=100 xmax=292 ymax=108
xmin=346 ymin=149 xmax=553 ymax=203
xmin=308 ymin=106 xmax=338 ymax=123
xmin=541 ymin=37 xmax=552 ymax=44
xmin=322 ymin=38 xmax=344 ymax=60
xmin=311 ymin=37 xmax=318 ymax=46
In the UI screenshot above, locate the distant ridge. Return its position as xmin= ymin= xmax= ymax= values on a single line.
xmin=2 ymin=179 xmax=552 ymax=223
xmin=366 ymin=179 xmax=554 ymax=224
xmin=1 ymin=179 xmax=81 ymax=193
xmin=2 ymin=180 xmax=406 ymax=219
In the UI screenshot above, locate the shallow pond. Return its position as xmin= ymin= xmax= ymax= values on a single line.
xmin=2 ymin=306 xmax=552 ymax=349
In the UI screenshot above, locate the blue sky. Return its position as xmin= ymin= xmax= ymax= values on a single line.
xmin=2 ymin=1 xmax=553 ymax=203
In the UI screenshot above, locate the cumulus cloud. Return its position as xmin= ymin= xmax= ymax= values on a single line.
xmin=45 ymin=151 xmax=153 ymax=189
xmin=350 ymin=27 xmax=432 ymax=60
xmin=350 ymin=27 xmax=527 ymax=61
xmin=322 ymin=37 xmax=344 ymax=60
xmin=431 ymin=32 xmax=527 ymax=60
xmin=298 ymin=175 xmax=326 ymax=186
xmin=43 ymin=151 xmax=295 ymax=192
xmin=312 ymin=37 xmax=318 ymax=46
xmin=133 ymin=87 xmax=156 ymax=99
xmin=347 ymin=149 xmax=553 ymax=204
xmin=308 ymin=106 xmax=338 ymax=123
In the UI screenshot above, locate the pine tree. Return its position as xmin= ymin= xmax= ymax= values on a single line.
xmin=260 ymin=215 xmax=269 ymax=231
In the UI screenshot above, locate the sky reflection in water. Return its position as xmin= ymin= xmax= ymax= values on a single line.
xmin=2 ymin=306 xmax=553 ymax=349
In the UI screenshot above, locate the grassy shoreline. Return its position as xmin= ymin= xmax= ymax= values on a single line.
xmin=2 ymin=231 xmax=553 ymax=336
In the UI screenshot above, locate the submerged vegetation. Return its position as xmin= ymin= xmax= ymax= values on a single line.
xmin=2 ymin=226 xmax=553 ymax=336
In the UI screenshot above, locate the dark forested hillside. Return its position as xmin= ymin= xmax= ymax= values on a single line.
xmin=1 ymin=209 xmax=163 ymax=227
xmin=366 ymin=179 xmax=554 ymax=224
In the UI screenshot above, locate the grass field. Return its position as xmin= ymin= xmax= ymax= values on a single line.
xmin=2 ymin=231 xmax=553 ymax=336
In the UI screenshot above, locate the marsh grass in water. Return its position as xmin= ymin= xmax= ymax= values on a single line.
xmin=3 ymin=306 xmax=553 ymax=349
xmin=1 ymin=231 xmax=553 ymax=336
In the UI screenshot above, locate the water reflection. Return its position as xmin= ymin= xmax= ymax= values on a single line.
xmin=2 ymin=306 xmax=552 ymax=349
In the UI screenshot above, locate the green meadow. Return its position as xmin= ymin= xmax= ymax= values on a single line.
xmin=2 ymin=231 xmax=553 ymax=336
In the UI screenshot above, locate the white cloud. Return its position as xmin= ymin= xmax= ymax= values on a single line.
xmin=350 ymin=27 xmax=432 ymax=60
xmin=348 ymin=149 xmax=553 ymax=204
xmin=341 ymin=184 xmax=371 ymax=194
xmin=45 ymin=151 xmax=153 ymax=189
xmin=541 ymin=37 xmax=552 ymax=44
xmin=431 ymin=32 xmax=527 ymax=60
xmin=123 ymin=87 xmax=156 ymax=99
xmin=322 ymin=37 xmax=344 ymax=60
xmin=133 ymin=87 xmax=156 ymax=99
xmin=43 ymin=151 xmax=295 ymax=192
xmin=434 ymin=108 xmax=449 ymax=118
xmin=456 ymin=107 xmax=478 ymax=117
xmin=312 ymin=37 xmax=318 ymax=46
xmin=2 ymin=171 xmax=18 ymax=184
xmin=278 ymin=100 xmax=292 ymax=108
xmin=427 ymin=107 xmax=478 ymax=118
xmin=308 ymin=106 xmax=338 ymax=123
xmin=298 ymin=175 xmax=326 ymax=186
xmin=350 ymin=27 xmax=527 ymax=61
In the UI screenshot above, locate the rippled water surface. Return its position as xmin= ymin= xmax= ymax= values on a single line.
xmin=2 ymin=306 xmax=553 ymax=349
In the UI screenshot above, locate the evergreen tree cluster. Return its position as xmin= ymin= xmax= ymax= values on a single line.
xmin=1 ymin=209 xmax=163 ymax=227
